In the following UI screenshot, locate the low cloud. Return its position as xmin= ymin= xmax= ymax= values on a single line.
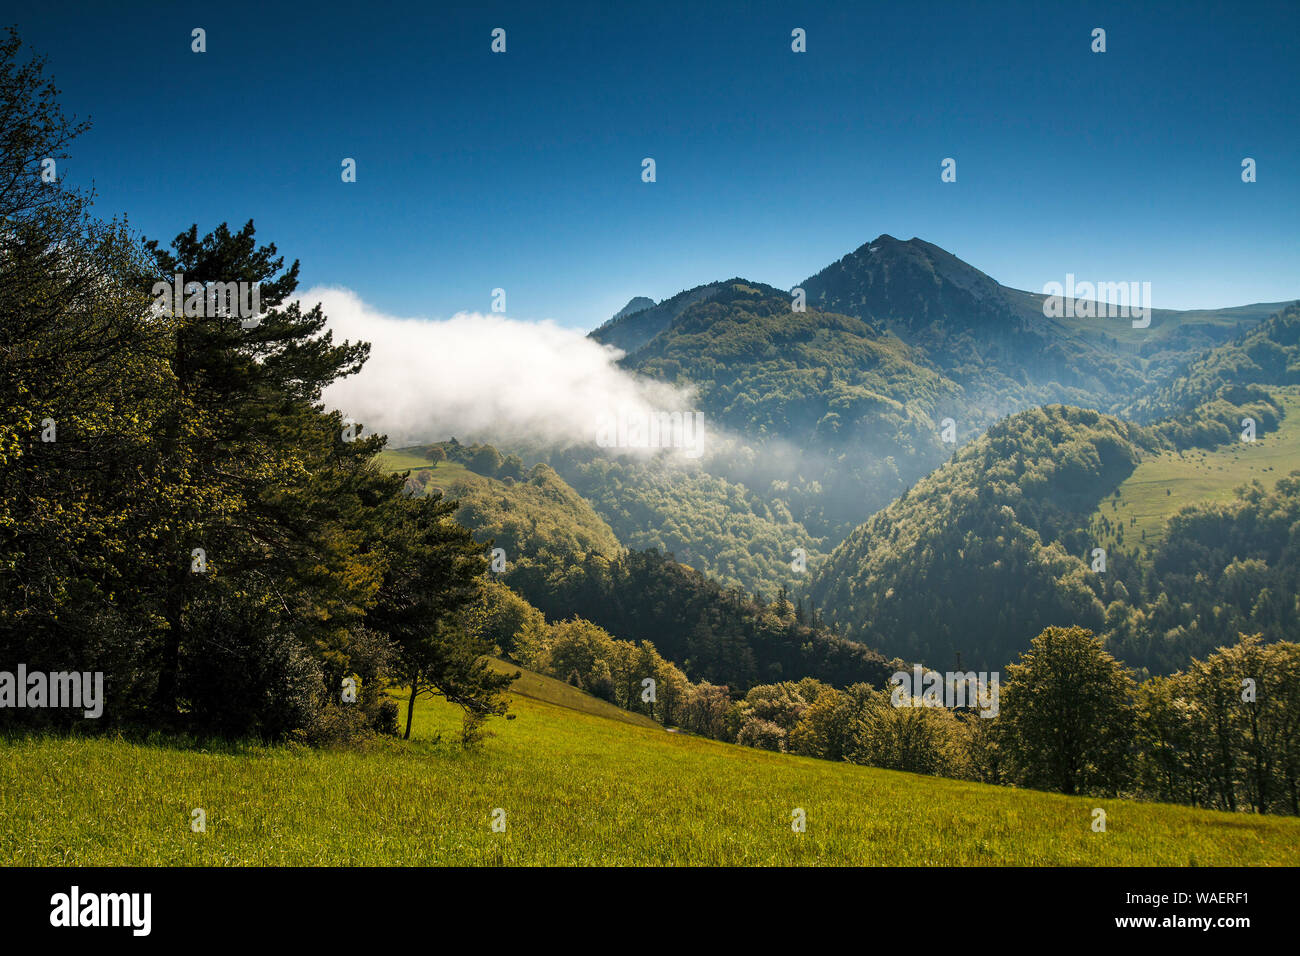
xmin=305 ymin=287 xmax=698 ymax=450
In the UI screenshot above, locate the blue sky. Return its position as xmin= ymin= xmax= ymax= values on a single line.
xmin=17 ymin=0 xmax=1299 ymax=330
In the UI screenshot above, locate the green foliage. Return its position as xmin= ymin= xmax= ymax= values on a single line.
xmin=811 ymin=405 xmax=1146 ymax=668
xmin=0 ymin=36 xmax=511 ymax=742
xmin=1128 ymin=302 xmax=1300 ymax=433
xmin=786 ymin=684 xmax=876 ymax=761
xmin=365 ymin=490 xmax=512 ymax=742
xmin=1133 ymin=636 xmax=1300 ymax=814
xmin=1106 ymin=473 xmax=1300 ymax=672
xmin=617 ymin=281 xmax=958 ymax=541
xmin=739 ymin=626 xmax=1300 ymax=818
xmin=511 ymin=548 xmax=892 ymax=693
xmin=519 ymin=617 xmax=691 ymax=726
xmin=846 ymin=690 xmax=972 ymax=778
xmin=459 ymin=577 xmax=549 ymax=659
xmin=677 ymin=682 xmax=735 ymax=740
xmin=631 ymin=282 xmax=956 ymax=452
xmin=557 ymin=453 xmax=824 ymax=595
xmin=739 ymin=679 xmax=828 ymax=734
xmin=387 ymin=445 xmax=622 ymax=569
xmin=574 ymin=257 xmax=1294 ymax=612
xmin=6 ymin=682 xmax=1298 ymax=865
xmin=997 ymin=626 xmax=1136 ymax=796
xmin=735 ymin=716 xmax=785 ymax=751
xmin=1087 ymin=388 xmax=1300 ymax=555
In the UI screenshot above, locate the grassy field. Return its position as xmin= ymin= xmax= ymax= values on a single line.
xmin=3 ymin=663 xmax=1298 ymax=866
xmin=375 ymin=448 xmax=442 ymax=472
xmin=1091 ymin=388 xmax=1300 ymax=553
xmin=375 ymin=449 xmax=476 ymax=487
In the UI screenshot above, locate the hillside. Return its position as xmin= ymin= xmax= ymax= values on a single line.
xmin=573 ymin=244 xmax=1291 ymax=599
xmin=377 ymin=445 xmax=883 ymax=693
xmin=4 ymin=674 xmax=1296 ymax=866
xmin=580 ymin=280 xmax=962 ymax=548
xmin=1049 ymin=297 xmax=1289 ymax=358
xmin=809 ymin=384 xmax=1300 ymax=677
xmin=377 ymin=444 xmax=622 ymax=565
xmin=809 ymin=406 xmax=1148 ymax=670
xmin=798 ymin=235 xmax=1282 ymax=419
xmin=1126 ymin=301 xmax=1300 ymax=427
xmin=1105 ymin=470 xmax=1300 ymax=673
xmin=628 ymin=280 xmax=956 ymax=450
xmin=798 ymin=235 xmax=1145 ymax=415
xmin=510 ymin=547 xmax=891 ymax=693
xmin=590 ymin=282 xmax=723 ymax=355
xmin=486 ymin=656 xmax=660 ymax=728
xmin=1091 ymin=387 xmax=1300 ymax=553
xmin=555 ymin=453 xmax=828 ymax=594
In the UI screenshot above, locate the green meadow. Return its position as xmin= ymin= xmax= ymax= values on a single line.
xmin=375 ymin=451 xmax=477 ymax=485
xmin=1093 ymin=388 xmax=1300 ymax=552
xmin=3 ymin=664 xmax=1297 ymax=866
xmin=373 ymin=448 xmax=446 ymax=473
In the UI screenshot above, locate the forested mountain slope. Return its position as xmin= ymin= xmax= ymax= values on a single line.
xmin=809 ymin=406 xmax=1149 ymax=669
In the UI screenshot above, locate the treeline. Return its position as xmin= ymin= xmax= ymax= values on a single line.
xmin=466 ymin=579 xmax=722 ymax=731
xmin=1124 ymin=301 xmax=1300 ymax=451
xmin=808 ymin=398 xmax=1300 ymax=678
xmin=1148 ymin=385 xmax=1281 ymax=450
xmin=1106 ymin=474 xmax=1300 ymax=673
xmin=392 ymin=445 xmax=893 ymax=696
xmin=407 ymin=438 xmax=529 ymax=483
xmin=703 ymin=626 xmax=1299 ymax=817
xmin=0 ymin=33 xmax=508 ymax=743
xmin=810 ymin=406 xmax=1146 ymax=669
xmin=504 ymin=549 xmax=891 ymax=693
xmin=491 ymin=585 xmax=1300 ymax=816
xmin=480 ymin=583 xmax=925 ymax=756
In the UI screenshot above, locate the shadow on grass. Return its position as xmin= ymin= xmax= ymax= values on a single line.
xmin=0 ymin=723 xmax=415 ymax=758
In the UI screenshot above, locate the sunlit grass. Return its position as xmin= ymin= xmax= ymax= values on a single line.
xmin=3 ymin=665 xmax=1297 ymax=866
xmin=1093 ymin=388 xmax=1300 ymax=552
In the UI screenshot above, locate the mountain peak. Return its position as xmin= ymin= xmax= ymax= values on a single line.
xmin=803 ymin=235 xmax=1010 ymax=333
xmin=590 ymin=283 xmax=723 ymax=355
xmin=611 ymin=296 xmax=655 ymax=321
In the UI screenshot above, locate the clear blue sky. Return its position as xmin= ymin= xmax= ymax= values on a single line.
xmin=17 ymin=0 xmax=1299 ymax=329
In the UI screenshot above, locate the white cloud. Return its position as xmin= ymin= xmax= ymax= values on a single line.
xmin=305 ymin=286 xmax=698 ymax=450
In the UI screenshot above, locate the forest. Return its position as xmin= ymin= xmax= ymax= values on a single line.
xmin=0 ymin=32 xmax=508 ymax=743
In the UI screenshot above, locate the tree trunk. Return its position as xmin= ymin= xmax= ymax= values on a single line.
xmin=404 ymin=682 xmax=418 ymax=740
